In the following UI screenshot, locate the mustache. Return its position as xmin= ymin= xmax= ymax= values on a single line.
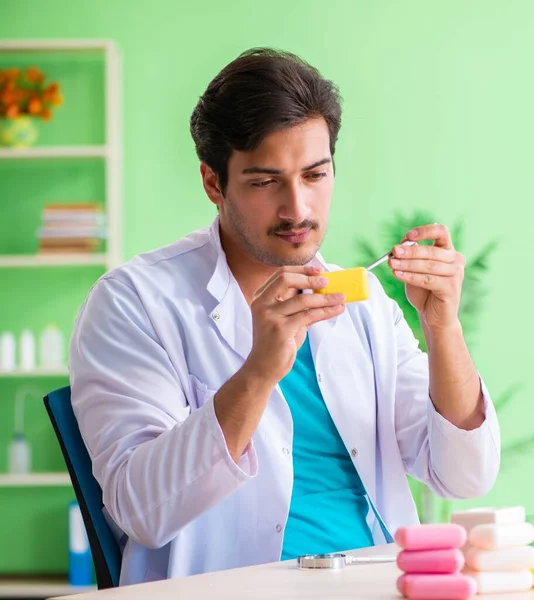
xmin=268 ymin=220 xmax=320 ymax=235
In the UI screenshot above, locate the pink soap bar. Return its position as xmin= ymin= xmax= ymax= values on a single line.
xmin=397 ymin=574 xmax=478 ymax=599
xmin=395 ymin=524 xmax=467 ymax=551
xmin=397 ymin=548 xmax=465 ymax=574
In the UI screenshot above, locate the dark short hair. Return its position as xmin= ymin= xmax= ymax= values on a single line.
xmin=190 ymin=48 xmax=342 ymax=195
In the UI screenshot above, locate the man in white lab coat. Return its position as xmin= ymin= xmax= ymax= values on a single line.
xmin=69 ymin=48 xmax=500 ymax=585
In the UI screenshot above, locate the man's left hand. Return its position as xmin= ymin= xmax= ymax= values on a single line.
xmin=388 ymin=224 xmax=466 ymax=332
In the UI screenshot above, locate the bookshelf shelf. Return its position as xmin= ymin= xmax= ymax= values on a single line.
xmin=0 ymin=146 xmax=108 ymax=160
xmin=0 ymin=577 xmax=94 ymax=598
xmin=0 ymin=368 xmax=69 ymax=378
xmin=0 ymin=254 xmax=109 ymax=268
xmin=0 ymin=473 xmax=71 ymax=487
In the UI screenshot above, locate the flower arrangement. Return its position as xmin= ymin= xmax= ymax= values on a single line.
xmin=0 ymin=66 xmax=63 ymax=121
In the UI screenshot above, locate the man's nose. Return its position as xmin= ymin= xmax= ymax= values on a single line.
xmin=277 ymin=183 xmax=311 ymax=224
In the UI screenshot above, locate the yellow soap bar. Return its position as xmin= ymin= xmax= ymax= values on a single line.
xmin=313 ymin=267 xmax=369 ymax=303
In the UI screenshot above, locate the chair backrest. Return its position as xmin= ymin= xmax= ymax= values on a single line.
xmin=44 ymin=386 xmax=121 ymax=589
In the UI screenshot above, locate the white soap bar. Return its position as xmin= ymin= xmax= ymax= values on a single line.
xmin=466 ymin=545 xmax=534 ymax=571
xmin=463 ymin=568 xmax=534 ymax=594
xmin=460 ymin=542 xmax=474 ymax=556
xmin=451 ymin=507 xmax=525 ymax=533
xmin=468 ymin=522 xmax=534 ymax=550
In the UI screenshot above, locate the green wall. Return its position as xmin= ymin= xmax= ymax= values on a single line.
xmin=1 ymin=0 xmax=533 ymax=574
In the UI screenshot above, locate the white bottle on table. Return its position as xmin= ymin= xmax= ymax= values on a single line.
xmin=0 ymin=332 xmax=16 ymax=371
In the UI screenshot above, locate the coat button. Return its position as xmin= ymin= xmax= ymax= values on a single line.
xmin=282 ymin=447 xmax=290 ymax=455
xmin=212 ymin=312 xmax=220 ymax=321
xmin=351 ymin=448 xmax=358 ymax=457
xmin=317 ymin=373 xmax=322 ymax=382
xmin=276 ymin=524 xmax=283 ymax=533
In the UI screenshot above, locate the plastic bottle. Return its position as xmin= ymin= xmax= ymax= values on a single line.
xmin=39 ymin=324 xmax=65 ymax=368
xmin=68 ymin=501 xmax=93 ymax=586
xmin=19 ymin=330 xmax=36 ymax=371
xmin=8 ymin=433 xmax=31 ymax=474
xmin=0 ymin=332 xmax=16 ymax=371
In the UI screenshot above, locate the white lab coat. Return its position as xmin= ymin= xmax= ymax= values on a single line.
xmin=69 ymin=217 xmax=500 ymax=585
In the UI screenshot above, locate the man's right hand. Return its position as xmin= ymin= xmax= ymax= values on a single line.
xmin=214 ymin=266 xmax=344 ymax=463
xmin=244 ymin=266 xmax=345 ymax=385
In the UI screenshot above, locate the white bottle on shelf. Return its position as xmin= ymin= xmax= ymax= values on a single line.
xmin=39 ymin=324 xmax=65 ymax=368
xmin=19 ymin=330 xmax=36 ymax=371
xmin=0 ymin=332 xmax=16 ymax=371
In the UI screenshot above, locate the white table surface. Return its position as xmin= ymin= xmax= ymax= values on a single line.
xmin=50 ymin=543 xmax=534 ymax=600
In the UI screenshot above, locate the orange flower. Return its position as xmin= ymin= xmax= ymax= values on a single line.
xmin=28 ymin=97 xmax=42 ymax=115
xmin=26 ymin=66 xmax=44 ymax=83
xmin=51 ymin=93 xmax=63 ymax=107
xmin=16 ymin=88 xmax=28 ymax=102
xmin=6 ymin=68 xmax=20 ymax=80
xmin=0 ymin=67 xmax=62 ymax=121
xmin=0 ymin=89 xmax=16 ymax=104
xmin=5 ymin=104 xmax=20 ymax=119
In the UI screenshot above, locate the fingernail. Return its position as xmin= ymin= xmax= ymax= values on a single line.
xmin=409 ymin=229 xmax=419 ymax=238
xmin=391 ymin=259 xmax=401 ymax=267
xmin=396 ymin=271 xmax=404 ymax=277
xmin=395 ymin=246 xmax=405 ymax=256
xmin=333 ymin=294 xmax=345 ymax=301
xmin=318 ymin=277 xmax=328 ymax=287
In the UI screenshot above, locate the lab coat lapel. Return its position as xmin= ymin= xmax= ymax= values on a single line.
xmin=211 ymin=284 xmax=253 ymax=362
xmin=206 ymin=218 xmax=253 ymax=362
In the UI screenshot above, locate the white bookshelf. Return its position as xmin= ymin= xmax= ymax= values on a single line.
xmin=0 ymin=254 xmax=109 ymax=268
xmin=0 ymin=39 xmax=122 ymax=582
xmin=0 ymin=473 xmax=71 ymax=487
xmin=0 ymin=39 xmax=115 ymax=52
xmin=0 ymin=577 xmax=94 ymax=598
xmin=0 ymin=145 xmax=108 ymax=160
xmin=0 ymin=39 xmax=123 ymax=269
xmin=0 ymin=367 xmax=69 ymax=378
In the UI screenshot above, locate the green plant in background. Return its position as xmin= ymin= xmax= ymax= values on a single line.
xmin=356 ymin=210 xmax=533 ymax=523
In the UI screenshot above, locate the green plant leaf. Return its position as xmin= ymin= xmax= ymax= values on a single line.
xmin=451 ymin=221 xmax=464 ymax=253
xmin=355 ymin=239 xmax=379 ymax=266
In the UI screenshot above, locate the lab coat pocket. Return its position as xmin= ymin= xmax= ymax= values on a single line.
xmin=187 ymin=373 xmax=215 ymax=412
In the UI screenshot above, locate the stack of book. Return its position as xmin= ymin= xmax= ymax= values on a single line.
xmin=37 ymin=203 xmax=107 ymax=254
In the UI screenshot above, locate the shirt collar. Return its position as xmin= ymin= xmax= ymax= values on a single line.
xmin=206 ymin=215 xmax=232 ymax=303
xmin=206 ymin=215 xmax=331 ymax=303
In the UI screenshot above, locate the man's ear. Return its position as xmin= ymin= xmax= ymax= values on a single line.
xmin=200 ymin=163 xmax=224 ymax=207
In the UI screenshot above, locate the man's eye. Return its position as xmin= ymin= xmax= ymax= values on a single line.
xmin=252 ymin=180 xmax=275 ymax=188
xmin=307 ymin=172 xmax=327 ymax=181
